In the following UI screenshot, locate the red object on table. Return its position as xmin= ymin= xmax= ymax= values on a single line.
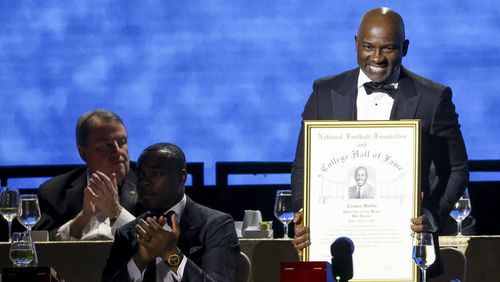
xmin=281 ymin=261 xmax=333 ymax=282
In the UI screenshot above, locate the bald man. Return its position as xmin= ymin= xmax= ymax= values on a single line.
xmin=291 ymin=7 xmax=468 ymax=278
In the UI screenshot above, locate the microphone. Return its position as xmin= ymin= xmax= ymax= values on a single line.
xmin=330 ymin=237 xmax=354 ymax=282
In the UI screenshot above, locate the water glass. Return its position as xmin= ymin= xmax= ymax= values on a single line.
xmin=412 ymin=232 xmax=436 ymax=282
xmin=18 ymin=194 xmax=41 ymax=266
xmin=274 ymin=190 xmax=293 ymax=239
xmin=9 ymin=232 xmax=36 ymax=267
xmin=449 ymin=188 xmax=471 ymax=236
xmin=18 ymin=194 xmax=41 ymax=231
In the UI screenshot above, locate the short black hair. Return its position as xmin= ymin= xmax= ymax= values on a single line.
xmin=76 ymin=109 xmax=125 ymax=146
xmin=140 ymin=142 xmax=187 ymax=170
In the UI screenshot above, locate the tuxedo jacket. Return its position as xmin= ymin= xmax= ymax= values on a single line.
xmin=292 ymin=67 xmax=469 ymax=228
xmin=101 ymin=196 xmax=240 ymax=282
xmin=34 ymin=165 xmax=142 ymax=239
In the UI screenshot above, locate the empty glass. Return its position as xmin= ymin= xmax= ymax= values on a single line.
xmin=0 ymin=186 xmax=20 ymax=242
xmin=9 ymin=231 xmax=36 ymax=267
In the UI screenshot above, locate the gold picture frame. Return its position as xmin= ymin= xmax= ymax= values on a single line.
xmin=303 ymin=120 xmax=421 ymax=282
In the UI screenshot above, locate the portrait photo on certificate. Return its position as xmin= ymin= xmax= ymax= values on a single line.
xmin=303 ymin=120 xmax=420 ymax=282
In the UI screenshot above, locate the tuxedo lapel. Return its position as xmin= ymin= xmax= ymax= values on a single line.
xmin=177 ymin=198 xmax=198 ymax=249
xmin=390 ymin=68 xmax=421 ymax=119
xmin=330 ymin=69 xmax=358 ymax=120
xmin=177 ymin=197 xmax=206 ymax=263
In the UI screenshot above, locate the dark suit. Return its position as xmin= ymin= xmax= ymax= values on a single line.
xmin=291 ymin=67 xmax=469 ymax=277
xmin=101 ymin=196 xmax=240 ymax=282
xmin=34 ymin=166 xmax=142 ymax=239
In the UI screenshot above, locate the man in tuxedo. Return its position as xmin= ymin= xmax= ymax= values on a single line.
xmin=101 ymin=143 xmax=240 ymax=282
xmin=34 ymin=109 xmax=143 ymax=240
xmin=347 ymin=167 xmax=375 ymax=199
xmin=291 ymin=7 xmax=468 ymax=276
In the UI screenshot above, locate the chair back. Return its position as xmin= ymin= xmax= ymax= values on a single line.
xmin=430 ymin=247 xmax=466 ymax=282
xmin=235 ymin=251 xmax=251 ymax=282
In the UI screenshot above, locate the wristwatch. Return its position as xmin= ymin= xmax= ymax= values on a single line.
xmin=165 ymin=250 xmax=183 ymax=268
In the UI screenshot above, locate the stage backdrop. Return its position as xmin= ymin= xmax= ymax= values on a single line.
xmin=1 ymin=1 xmax=498 ymax=186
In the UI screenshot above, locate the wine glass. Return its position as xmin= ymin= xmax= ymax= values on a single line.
xmin=449 ymin=188 xmax=471 ymax=236
xmin=412 ymin=232 xmax=436 ymax=282
xmin=17 ymin=194 xmax=41 ymax=232
xmin=0 ymin=186 xmax=20 ymax=242
xmin=274 ymin=190 xmax=294 ymax=239
xmin=18 ymin=194 xmax=41 ymax=266
xmin=9 ymin=231 xmax=36 ymax=267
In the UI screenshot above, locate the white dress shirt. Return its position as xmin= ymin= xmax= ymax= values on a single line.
xmin=127 ymin=194 xmax=188 ymax=282
xmin=356 ymin=70 xmax=398 ymax=121
xmin=56 ymin=208 xmax=135 ymax=240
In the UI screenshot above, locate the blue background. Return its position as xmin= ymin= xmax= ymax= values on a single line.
xmin=1 ymin=1 xmax=498 ymax=185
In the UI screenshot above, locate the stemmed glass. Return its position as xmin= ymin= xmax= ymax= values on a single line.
xmin=18 ymin=194 xmax=41 ymax=266
xmin=449 ymin=188 xmax=471 ymax=236
xmin=274 ymin=190 xmax=294 ymax=239
xmin=0 ymin=186 xmax=20 ymax=242
xmin=412 ymin=232 xmax=436 ymax=282
xmin=9 ymin=231 xmax=36 ymax=267
xmin=18 ymin=194 xmax=41 ymax=232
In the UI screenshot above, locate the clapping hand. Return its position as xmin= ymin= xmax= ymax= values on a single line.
xmin=82 ymin=186 xmax=99 ymax=218
xmin=88 ymin=171 xmax=122 ymax=218
xmin=133 ymin=213 xmax=181 ymax=270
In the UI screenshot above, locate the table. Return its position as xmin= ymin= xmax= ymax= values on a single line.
xmin=0 ymin=237 xmax=499 ymax=282
xmin=0 ymin=239 xmax=297 ymax=282
xmin=2 ymin=266 xmax=61 ymax=282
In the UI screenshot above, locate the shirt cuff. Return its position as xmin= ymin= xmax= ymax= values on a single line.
xmin=55 ymin=220 xmax=77 ymax=241
xmin=127 ymin=258 xmax=146 ymax=282
xmin=170 ymin=256 xmax=188 ymax=281
xmin=111 ymin=208 xmax=136 ymax=235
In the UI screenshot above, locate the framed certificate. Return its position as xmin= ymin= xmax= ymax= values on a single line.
xmin=303 ymin=120 xmax=420 ymax=282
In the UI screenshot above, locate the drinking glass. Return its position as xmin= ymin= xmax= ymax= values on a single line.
xmin=18 ymin=194 xmax=41 ymax=266
xmin=274 ymin=190 xmax=294 ymax=239
xmin=449 ymin=188 xmax=471 ymax=236
xmin=9 ymin=231 xmax=35 ymax=267
xmin=412 ymin=232 xmax=436 ymax=282
xmin=18 ymin=194 xmax=41 ymax=232
xmin=0 ymin=186 xmax=20 ymax=242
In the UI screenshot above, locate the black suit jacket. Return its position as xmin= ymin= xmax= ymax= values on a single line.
xmin=291 ymin=67 xmax=469 ymax=277
xmin=292 ymin=67 xmax=469 ymax=226
xmin=34 ymin=165 xmax=142 ymax=239
xmin=101 ymin=196 xmax=240 ymax=282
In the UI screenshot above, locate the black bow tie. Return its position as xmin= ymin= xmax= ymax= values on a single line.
xmin=363 ymin=81 xmax=397 ymax=98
